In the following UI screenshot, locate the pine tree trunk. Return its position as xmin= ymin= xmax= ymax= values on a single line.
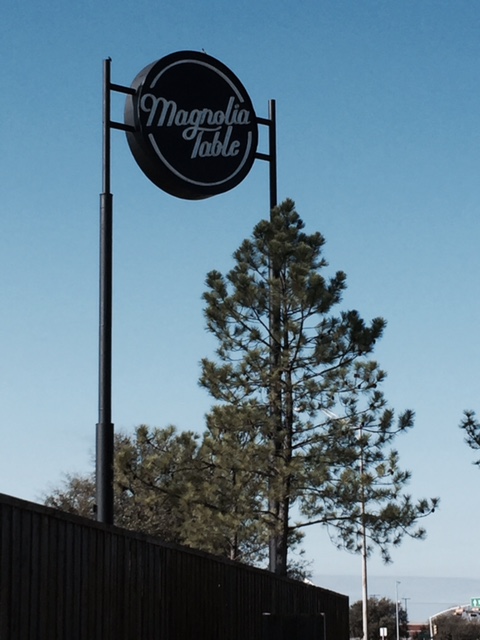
xmin=268 ymin=299 xmax=295 ymax=577
xmin=268 ymin=233 xmax=284 ymax=574
xmin=268 ymin=500 xmax=289 ymax=575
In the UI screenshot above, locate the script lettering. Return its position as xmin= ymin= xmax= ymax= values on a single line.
xmin=139 ymin=95 xmax=250 ymax=159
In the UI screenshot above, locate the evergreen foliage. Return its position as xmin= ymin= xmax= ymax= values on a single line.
xmin=45 ymin=427 xmax=203 ymax=544
xmin=45 ymin=199 xmax=437 ymax=579
xmin=43 ymin=426 xmax=275 ymax=567
xmin=200 ymin=198 xmax=437 ymax=575
xmin=460 ymin=409 xmax=480 ymax=466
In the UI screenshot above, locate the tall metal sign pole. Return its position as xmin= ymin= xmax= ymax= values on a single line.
xmin=96 ymin=58 xmax=114 ymax=525
xmin=96 ymin=52 xmax=275 ymax=526
xmin=96 ymin=59 xmax=134 ymax=524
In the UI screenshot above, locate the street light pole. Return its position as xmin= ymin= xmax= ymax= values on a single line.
xmin=395 ymin=581 xmax=401 ymax=640
xmin=360 ymin=425 xmax=368 ymax=640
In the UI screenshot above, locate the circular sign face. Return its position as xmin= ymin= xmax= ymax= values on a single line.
xmin=124 ymin=51 xmax=258 ymax=200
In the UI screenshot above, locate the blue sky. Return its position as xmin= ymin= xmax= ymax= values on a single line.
xmin=2 ymin=0 xmax=480 ymax=617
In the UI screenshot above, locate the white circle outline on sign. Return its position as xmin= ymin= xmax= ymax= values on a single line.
xmin=140 ymin=58 xmax=255 ymax=187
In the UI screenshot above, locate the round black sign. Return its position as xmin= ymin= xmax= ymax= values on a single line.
xmin=124 ymin=51 xmax=258 ymax=200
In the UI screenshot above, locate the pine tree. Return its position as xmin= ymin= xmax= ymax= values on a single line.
xmin=45 ymin=427 xmax=204 ymax=545
xmin=43 ymin=425 xmax=272 ymax=565
xmin=200 ymin=198 xmax=437 ymax=576
xmin=114 ymin=425 xmax=203 ymax=543
xmin=186 ymin=405 xmax=270 ymax=563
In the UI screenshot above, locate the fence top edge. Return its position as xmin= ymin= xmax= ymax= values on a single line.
xmin=0 ymin=491 xmax=348 ymax=602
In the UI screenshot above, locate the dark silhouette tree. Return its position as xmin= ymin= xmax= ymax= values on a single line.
xmin=350 ymin=596 xmax=408 ymax=639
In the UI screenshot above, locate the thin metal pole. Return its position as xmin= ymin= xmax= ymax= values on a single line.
xmin=96 ymin=57 xmax=114 ymax=525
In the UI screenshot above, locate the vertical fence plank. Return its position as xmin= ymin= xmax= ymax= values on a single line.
xmin=0 ymin=502 xmax=12 ymax=638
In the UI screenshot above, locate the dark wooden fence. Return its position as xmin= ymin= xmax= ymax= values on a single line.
xmin=0 ymin=493 xmax=348 ymax=639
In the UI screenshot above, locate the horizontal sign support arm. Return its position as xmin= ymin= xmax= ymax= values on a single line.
xmin=109 ymin=82 xmax=136 ymax=96
xmin=110 ymin=121 xmax=135 ymax=133
xmin=256 ymin=116 xmax=271 ymax=126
